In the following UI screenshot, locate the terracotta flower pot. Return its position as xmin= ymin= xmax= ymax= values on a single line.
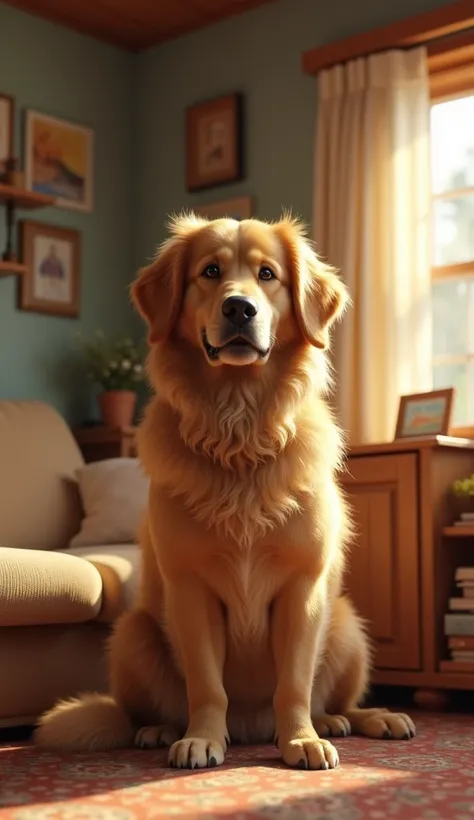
xmin=98 ymin=390 xmax=137 ymax=428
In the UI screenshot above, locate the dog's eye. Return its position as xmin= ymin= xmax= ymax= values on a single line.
xmin=201 ymin=264 xmax=220 ymax=279
xmin=258 ymin=266 xmax=275 ymax=281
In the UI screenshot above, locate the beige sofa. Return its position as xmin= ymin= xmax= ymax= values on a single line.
xmin=0 ymin=400 xmax=141 ymax=728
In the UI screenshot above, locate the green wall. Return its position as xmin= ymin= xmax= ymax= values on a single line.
xmin=0 ymin=4 xmax=135 ymax=424
xmin=133 ymin=0 xmax=450 ymax=266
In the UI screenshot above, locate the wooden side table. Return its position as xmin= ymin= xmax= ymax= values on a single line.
xmin=74 ymin=425 xmax=138 ymax=463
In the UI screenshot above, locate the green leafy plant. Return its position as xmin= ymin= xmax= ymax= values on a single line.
xmin=452 ymin=474 xmax=474 ymax=498
xmin=76 ymin=331 xmax=146 ymax=392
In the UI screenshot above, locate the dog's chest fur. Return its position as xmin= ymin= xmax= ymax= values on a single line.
xmin=139 ymin=393 xmax=325 ymax=550
xmin=206 ymin=543 xmax=289 ymax=644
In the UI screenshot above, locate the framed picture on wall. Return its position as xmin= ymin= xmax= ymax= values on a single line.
xmin=196 ymin=196 xmax=252 ymax=221
xmin=24 ymin=110 xmax=94 ymax=212
xmin=0 ymin=92 xmax=14 ymax=165
xmin=186 ymin=93 xmax=243 ymax=192
xmin=19 ymin=220 xmax=81 ymax=318
xmin=394 ymin=388 xmax=454 ymax=439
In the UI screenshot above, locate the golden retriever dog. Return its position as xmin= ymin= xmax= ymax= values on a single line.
xmin=35 ymin=213 xmax=415 ymax=770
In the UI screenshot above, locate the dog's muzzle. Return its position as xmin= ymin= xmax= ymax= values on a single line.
xmin=201 ymin=294 xmax=271 ymax=364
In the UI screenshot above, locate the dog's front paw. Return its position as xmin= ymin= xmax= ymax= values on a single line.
xmin=279 ymin=736 xmax=339 ymax=770
xmin=168 ymin=737 xmax=226 ymax=769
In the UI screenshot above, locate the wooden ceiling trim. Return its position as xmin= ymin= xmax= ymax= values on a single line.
xmin=428 ymin=28 xmax=474 ymax=73
xmin=302 ymin=0 xmax=474 ymax=75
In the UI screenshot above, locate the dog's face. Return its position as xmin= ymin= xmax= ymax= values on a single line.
xmin=178 ymin=218 xmax=296 ymax=367
xmin=131 ymin=214 xmax=348 ymax=368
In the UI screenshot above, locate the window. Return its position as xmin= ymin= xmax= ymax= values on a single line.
xmin=430 ymin=86 xmax=474 ymax=429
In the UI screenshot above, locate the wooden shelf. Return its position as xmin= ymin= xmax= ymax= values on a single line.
xmin=443 ymin=526 xmax=474 ymax=537
xmin=0 ymin=260 xmax=27 ymax=277
xmin=0 ymin=183 xmax=55 ymax=210
xmin=372 ymin=667 xmax=474 ymax=691
xmin=439 ymin=660 xmax=474 ymax=674
xmin=0 ymin=184 xmax=55 ymax=277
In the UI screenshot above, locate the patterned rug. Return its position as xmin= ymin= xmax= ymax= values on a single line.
xmin=1 ymin=713 xmax=474 ymax=819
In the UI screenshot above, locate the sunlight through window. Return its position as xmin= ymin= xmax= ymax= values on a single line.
xmin=430 ymin=91 xmax=474 ymax=427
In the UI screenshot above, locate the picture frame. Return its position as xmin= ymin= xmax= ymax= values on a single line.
xmin=19 ymin=220 xmax=81 ymax=318
xmin=394 ymin=388 xmax=454 ymax=439
xmin=24 ymin=110 xmax=94 ymax=212
xmin=196 ymin=196 xmax=252 ymax=221
xmin=186 ymin=93 xmax=243 ymax=192
xmin=0 ymin=92 xmax=14 ymax=165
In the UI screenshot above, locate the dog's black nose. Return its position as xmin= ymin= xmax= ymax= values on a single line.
xmin=222 ymin=295 xmax=258 ymax=326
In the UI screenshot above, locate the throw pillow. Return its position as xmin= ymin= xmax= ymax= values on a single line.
xmin=70 ymin=458 xmax=148 ymax=548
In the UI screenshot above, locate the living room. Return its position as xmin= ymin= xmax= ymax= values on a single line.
xmin=1 ymin=0 xmax=474 ymax=817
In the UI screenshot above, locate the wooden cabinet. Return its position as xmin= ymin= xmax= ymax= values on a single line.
xmin=342 ymin=454 xmax=419 ymax=670
xmin=342 ymin=436 xmax=474 ymax=700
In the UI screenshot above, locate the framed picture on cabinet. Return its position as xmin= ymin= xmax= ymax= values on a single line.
xmin=19 ymin=220 xmax=81 ymax=318
xmin=186 ymin=93 xmax=243 ymax=192
xmin=24 ymin=110 xmax=94 ymax=212
xmin=394 ymin=388 xmax=454 ymax=439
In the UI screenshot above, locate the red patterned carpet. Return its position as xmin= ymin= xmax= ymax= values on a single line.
xmin=1 ymin=714 xmax=474 ymax=819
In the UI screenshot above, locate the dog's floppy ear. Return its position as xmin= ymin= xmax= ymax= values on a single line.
xmin=130 ymin=213 xmax=205 ymax=344
xmin=277 ymin=217 xmax=349 ymax=350
xmin=131 ymin=238 xmax=185 ymax=344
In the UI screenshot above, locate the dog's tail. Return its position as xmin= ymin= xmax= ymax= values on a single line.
xmin=33 ymin=693 xmax=134 ymax=752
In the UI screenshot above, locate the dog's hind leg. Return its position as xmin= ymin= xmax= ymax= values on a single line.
xmin=35 ymin=608 xmax=187 ymax=752
xmin=109 ymin=607 xmax=188 ymax=749
xmin=311 ymin=596 xmax=416 ymax=741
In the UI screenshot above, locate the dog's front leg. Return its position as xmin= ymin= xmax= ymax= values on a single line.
xmin=166 ymin=576 xmax=228 ymax=769
xmin=271 ymin=576 xmax=339 ymax=770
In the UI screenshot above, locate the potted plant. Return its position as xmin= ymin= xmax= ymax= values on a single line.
xmin=77 ymin=331 xmax=146 ymax=428
xmin=452 ymin=474 xmax=474 ymax=522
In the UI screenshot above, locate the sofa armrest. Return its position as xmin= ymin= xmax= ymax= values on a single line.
xmin=0 ymin=548 xmax=102 ymax=627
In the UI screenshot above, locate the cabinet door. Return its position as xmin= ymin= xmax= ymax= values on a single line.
xmin=341 ymin=453 xmax=420 ymax=670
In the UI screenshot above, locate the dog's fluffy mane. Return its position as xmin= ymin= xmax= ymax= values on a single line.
xmin=139 ymin=344 xmax=345 ymax=549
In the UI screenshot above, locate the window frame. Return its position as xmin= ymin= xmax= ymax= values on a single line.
xmin=429 ymin=40 xmax=474 ymax=436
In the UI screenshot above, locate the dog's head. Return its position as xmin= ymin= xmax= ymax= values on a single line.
xmin=131 ymin=213 xmax=348 ymax=367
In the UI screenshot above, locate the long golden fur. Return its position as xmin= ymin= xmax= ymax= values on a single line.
xmin=35 ymin=214 xmax=415 ymax=769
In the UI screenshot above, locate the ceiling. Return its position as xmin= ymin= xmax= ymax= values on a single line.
xmin=3 ymin=0 xmax=275 ymax=50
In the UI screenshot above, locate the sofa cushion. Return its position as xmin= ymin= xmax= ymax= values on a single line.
xmin=70 ymin=458 xmax=148 ymax=549
xmin=64 ymin=544 xmax=140 ymax=621
xmin=0 ymin=547 xmax=102 ymax=627
xmin=0 ymin=401 xmax=84 ymax=551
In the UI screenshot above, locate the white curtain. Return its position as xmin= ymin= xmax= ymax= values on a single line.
xmin=314 ymin=47 xmax=432 ymax=444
